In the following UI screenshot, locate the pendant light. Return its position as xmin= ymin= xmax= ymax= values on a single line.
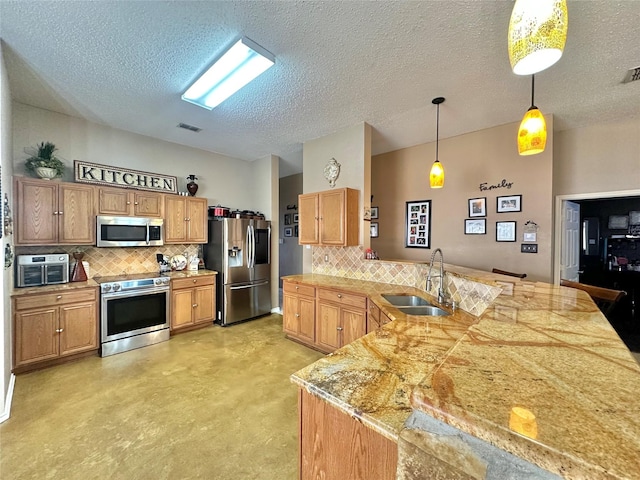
xmin=517 ymin=75 xmax=547 ymax=156
xmin=508 ymin=0 xmax=568 ymax=75
xmin=430 ymin=97 xmax=445 ymax=189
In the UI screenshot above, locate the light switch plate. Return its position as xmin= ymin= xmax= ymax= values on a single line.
xmin=521 ymin=243 xmax=538 ymax=253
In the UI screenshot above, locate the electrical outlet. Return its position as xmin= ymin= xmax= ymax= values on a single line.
xmin=521 ymin=243 xmax=538 ymax=253
xmin=324 ymin=254 xmax=329 ymax=263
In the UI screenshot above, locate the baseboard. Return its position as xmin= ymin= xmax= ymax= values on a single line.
xmin=0 ymin=373 xmax=16 ymax=424
xmin=271 ymin=307 xmax=282 ymax=315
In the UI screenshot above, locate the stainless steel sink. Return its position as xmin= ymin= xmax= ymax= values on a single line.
xmin=382 ymin=294 xmax=431 ymax=307
xmin=397 ymin=306 xmax=451 ymax=317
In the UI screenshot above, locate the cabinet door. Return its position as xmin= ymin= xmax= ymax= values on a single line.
xmin=319 ymin=190 xmax=345 ymax=245
xmin=15 ymin=178 xmax=58 ymax=245
xmin=134 ymin=192 xmax=163 ymax=217
xmin=58 ymin=184 xmax=95 ymax=244
xmin=14 ymin=308 xmax=59 ymax=367
xmin=98 ymin=188 xmax=131 ymax=216
xmin=299 ymin=193 xmax=319 ymax=245
xmin=283 ymin=293 xmax=299 ymax=335
xmin=187 ymin=198 xmax=207 ymax=243
xmin=171 ymin=288 xmax=195 ymax=330
xmin=164 ymin=196 xmax=187 ymax=243
xmin=59 ymin=302 xmax=98 ymax=356
xmin=341 ymin=307 xmax=366 ymax=347
xmin=316 ymin=302 xmax=341 ymax=351
xmin=193 ymin=285 xmax=215 ymax=324
xmin=298 ymin=296 xmax=316 ymax=344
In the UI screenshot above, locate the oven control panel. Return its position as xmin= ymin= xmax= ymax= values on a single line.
xmin=100 ymin=276 xmax=170 ymax=293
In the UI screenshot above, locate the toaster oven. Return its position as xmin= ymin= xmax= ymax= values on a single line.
xmin=16 ymin=254 xmax=69 ymax=287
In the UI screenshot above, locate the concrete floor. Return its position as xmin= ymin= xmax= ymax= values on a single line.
xmin=0 ymin=314 xmax=324 ymax=480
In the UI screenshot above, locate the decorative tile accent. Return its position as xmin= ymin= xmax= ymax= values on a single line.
xmin=15 ymin=245 xmax=200 ymax=278
xmin=312 ymin=246 xmax=501 ymax=316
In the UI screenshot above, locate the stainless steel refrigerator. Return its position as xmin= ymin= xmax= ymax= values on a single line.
xmin=204 ymin=218 xmax=271 ymax=326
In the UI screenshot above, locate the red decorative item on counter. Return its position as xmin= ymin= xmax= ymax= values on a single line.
xmin=71 ymin=252 xmax=88 ymax=282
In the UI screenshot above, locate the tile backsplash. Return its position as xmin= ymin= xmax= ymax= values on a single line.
xmin=312 ymin=246 xmax=502 ymax=316
xmin=15 ymin=245 xmax=200 ymax=278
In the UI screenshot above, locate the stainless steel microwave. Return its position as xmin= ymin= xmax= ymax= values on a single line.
xmin=96 ymin=216 xmax=163 ymax=247
xmin=17 ymin=254 xmax=69 ymax=287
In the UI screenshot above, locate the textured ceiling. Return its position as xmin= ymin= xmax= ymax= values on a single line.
xmin=1 ymin=1 xmax=639 ymax=177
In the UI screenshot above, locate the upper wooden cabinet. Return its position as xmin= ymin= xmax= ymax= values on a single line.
xmin=98 ymin=187 xmax=163 ymax=217
xmin=15 ymin=177 xmax=95 ymax=246
xmin=164 ymin=196 xmax=208 ymax=244
xmin=298 ymin=188 xmax=359 ymax=246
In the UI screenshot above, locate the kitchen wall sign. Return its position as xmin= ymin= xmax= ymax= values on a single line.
xmin=405 ymin=200 xmax=431 ymax=248
xmin=479 ymin=178 xmax=514 ymax=192
xmin=74 ymin=160 xmax=178 ymax=194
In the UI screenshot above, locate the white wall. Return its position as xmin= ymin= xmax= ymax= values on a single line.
xmin=12 ymin=102 xmax=259 ymax=210
xmin=0 ymin=42 xmax=15 ymax=422
xmin=301 ymin=122 xmax=371 ymax=272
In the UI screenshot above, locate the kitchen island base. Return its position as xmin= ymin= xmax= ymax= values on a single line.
xmin=298 ymin=389 xmax=397 ymax=480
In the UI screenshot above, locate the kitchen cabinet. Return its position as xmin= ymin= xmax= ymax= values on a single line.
xmin=367 ymin=300 xmax=392 ymax=333
xmin=170 ymin=275 xmax=216 ymax=332
xmin=298 ymin=389 xmax=397 ymax=480
xmin=15 ymin=177 xmax=95 ymax=246
xmin=299 ymin=188 xmax=359 ymax=246
xmin=315 ymin=287 xmax=367 ymax=352
xmin=98 ymin=187 xmax=163 ymax=217
xmin=282 ymin=281 xmax=316 ymax=345
xmin=12 ymin=287 xmax=99 ymax=373
xmin=164 ymin=196 xmax=208 ymax=244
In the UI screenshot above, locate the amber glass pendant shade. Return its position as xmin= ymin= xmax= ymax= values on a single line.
xmin=518 ymin=107 xmax=547 ymax=155
xmin=430 ymin=160 xmax=444 ymax=188
xmin=508 ymin=0 xmax=568 ymax=75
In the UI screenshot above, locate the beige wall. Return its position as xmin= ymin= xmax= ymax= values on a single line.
xmin=301 ymin=122 xmax=371 ymax=272
xmin=372 ymin=118 xmax=554 ymax=282
xmin=12 ymin=102 xmax=259 ymax=210
xmin=1 ymin=43 xmax=15 ymax=420
xmin=279 ymin=174 xmax=303 ymax=287
xmin=554 ymin=117 xmax=640 ymax=196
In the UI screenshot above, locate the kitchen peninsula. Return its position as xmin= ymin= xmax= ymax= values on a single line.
xmin=288 ymin=269 xmax=640 ymax=479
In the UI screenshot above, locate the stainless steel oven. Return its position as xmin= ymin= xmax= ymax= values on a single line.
xmin=16 ymin=254 xmax=69 ymax=287
xmin=99 ymin=274 xmax=170 ymax=356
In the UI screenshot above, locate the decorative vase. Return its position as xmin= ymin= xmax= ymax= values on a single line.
xmin=35 ymin=166 xmax=57 ymax=180
xmin=186 ymin=174 xmax=198 ymax=196
xmin=71 ymin=252 xmax=88 ymax=282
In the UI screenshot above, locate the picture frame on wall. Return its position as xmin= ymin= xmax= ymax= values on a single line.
xmin=468 ymin=197 xmax=486 ymax=217
xmin=405 ymin=200 xmax=431 ymax=248
xmin=284 ymin=214 xmax=291 ymax=225
xmin=497 ymin=195 xmax=522 ymax=213
xmin=496 ymin=221 xmax=517 ymax=242
xmin=370 ymin=222 xmax=379 ymax=238
xmin=465 ymin=218 xmax=486 ymax=235
xmin=370 ymin=206 xmax=379 ymax=219
xmin=284 ymin=227 xmax=292 ymax=237
xmin=293 ymin=213 xmax=299 ymax=223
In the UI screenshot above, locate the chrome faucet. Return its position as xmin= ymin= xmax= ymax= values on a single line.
xmin=426 ymin=248 xmax=448 ymax=305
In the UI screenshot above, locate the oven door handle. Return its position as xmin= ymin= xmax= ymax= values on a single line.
xmin=102 ymin=287 xmax=169 ymax=299
xmin=229 ymin=281 xmax=269 ymax=290
xmin=146 ymin=223 xmax=150 ymax=245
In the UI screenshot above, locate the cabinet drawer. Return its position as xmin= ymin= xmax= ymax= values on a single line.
xmin=172 ymin=275 xmax=215 ymax=290
xmin=368 ymin=300 xmax=380 ymax=321
xmin=283 ymin=281 xmax=315 ymax=297
xmin=14 ymin=288 xmax=97 ymax=311
xmin=317 ymin=288 xmax=367 ymax=309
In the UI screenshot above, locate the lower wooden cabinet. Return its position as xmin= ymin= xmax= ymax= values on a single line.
xmin=171 ymin=275 xmax=216 ymax=333
xmin=316 ymin=288 xmax=367 ymax=352
xmin=283 ymin=282 xmax=316 ymax=344
xmin=298 ymin=388 xmax=397 ymax=480
xmin=12 ymin=287 xmax=99 ymax=372
xmin=367 ymin=300 xmax=392 ymax=333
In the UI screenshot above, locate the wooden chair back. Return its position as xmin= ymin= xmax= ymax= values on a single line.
xmin=492 ymin=268 xmax=527 ymax=279
xmin=559 ymin=279 xmax=627 ymax=317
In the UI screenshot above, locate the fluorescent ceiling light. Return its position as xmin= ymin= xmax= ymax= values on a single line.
xmin=182 ymin=37 xmax=275 ymax=110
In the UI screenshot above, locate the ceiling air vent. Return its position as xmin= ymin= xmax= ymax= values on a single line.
xmin=177 ymin=122 xmax=202 ymax=133
xmin=622 ymin=66 xmax=640 ymax=84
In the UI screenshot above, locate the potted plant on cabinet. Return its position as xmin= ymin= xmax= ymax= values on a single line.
xmin=24 ymin=142 xmax=65 ymax=180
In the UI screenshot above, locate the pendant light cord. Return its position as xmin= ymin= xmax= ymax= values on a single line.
xmin=435 ymin=103 xmax=440 ymax=161
xmin=530 ymin=74 xmax=536 ymax=108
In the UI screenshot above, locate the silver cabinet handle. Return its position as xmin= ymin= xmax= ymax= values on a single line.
xmin=126 ymin=201 xmax=131 ymax=205
xmin=192 ymin=304 xmax=198 ymax=308
xmin=193 ymin=279 xmax=197 ymax=283
xmin=336 ymin=326 xmax=343 ymax=331
xmin=58 ymin=211 xmax=63 ymax=215
xmin=55 ymin=328 xmax=64 ymax=333
xmin=134 ymin=202 xmax=138 ymax=205
xmin=56 ymin=295 xmax=62 ymax=299
xmin=295 ymin=286 xmax=299 ymax=290
xmin=337 ymin=294 xmax=342 ymax=298
xmin=295 ymin=313 xmax=300 ymax=317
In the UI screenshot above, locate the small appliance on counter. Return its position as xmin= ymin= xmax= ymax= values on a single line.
xmin=156 ymin=254 xmax=170 ymax=273
xmin=16 ymin=254 xmax=69 ymax=287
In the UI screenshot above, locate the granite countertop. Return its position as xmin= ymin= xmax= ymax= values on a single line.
xmin=166 ymin=269 xmax=217 ymax=279
xmin=11 ymin=279 xmax=99 ymax=297
xmin=288 ymin=273 xmax=640 ymax=478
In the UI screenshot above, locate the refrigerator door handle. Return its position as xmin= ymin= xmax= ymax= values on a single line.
xmin=250 ymin=225 xmax=255 ymax=268
xmin=246 ymin=225 xmax=252 ymax=269
xmin=229 ymin=281 xmax=269 ymax=290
